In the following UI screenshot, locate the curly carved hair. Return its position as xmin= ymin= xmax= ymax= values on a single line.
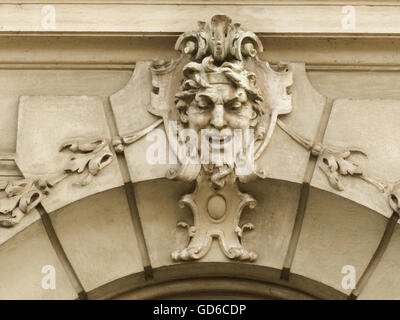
xmin=174 ymin=56 xmax=264 ymax=117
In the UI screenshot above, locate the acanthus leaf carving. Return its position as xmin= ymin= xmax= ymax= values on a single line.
xmin=0 ymin=178 xmax=46 ymax=227
xmin=317 ymin=145 xmax=366 ymax=191
xmin=5 ymin=13 xmax=398 ymax=265
xmin=0 ymin=137 xmax=115 ymax=228
xmin=277 ymin=117 xmax=399 ymax=214
xmin=60 ymin=138 xmax=113 ymax=187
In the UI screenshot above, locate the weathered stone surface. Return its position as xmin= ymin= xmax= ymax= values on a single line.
xmin=112 ymin=61 xmax=325 ymax=185
xmin=110 ymin=61 xmax=177 ymax=182
xmin=238 ymin=179 xmax=300 ymax=269
xmin=0 ymin=220 xmax=77 ymax=299
xmin=359 ymin=224 xmax=400 ymax=299
xmin=311 ymin=99 xmax=400 ymax=219
xmin=113 ymin=16 xmax=327 ymax=264
xmin=0 ymin=70 xmax=131 ymax=153
xmin=135 ymin=178 xmax=299 ymax=269
xmin=254 ymin=63 xmax=326 ymax=183
xmin=0 ymin=178 xmax=49 ymax=228
xmin=16 ymin=95 xmax=123 ymax=213
xmin=0 ymin=207 xmax=40 ymax=246
xmin=0 ymin=5 xmax=399 ymax=300
xmin=49 ymin=187 xmax=144 ymax=292
xmin=1 ymin=4 xmax=400 ymax=36
xmin=291 ymin=188 xmax=386 ymax=294
xmin=134 ymin=178 xmax=194 ymax=268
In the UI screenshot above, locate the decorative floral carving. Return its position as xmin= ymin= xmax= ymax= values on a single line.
xmin=175 ymin=15 xmax=262 ymax=62
xmin=172 ymin=172 xmax=257 ymax=262
xmin=60 ymin=138 xmax=113 ymax=186
xmin=359 ymin=177 xmax=400 ymax=214
xmin=277 ymin=119 xmax=366 ymax=191
xmin=0 ymin=178 xmax=48 ymax=227
xmin=316 ymin=145 xmax=366 ymax=191
xmin=277 ymin=118 xmax=399 ymax=214
xmin=140 ymin=14 xmax=293 ymax=262
xmin=1 ymin=138 xmax=114 ymax=228
xmin=110 ymin=15 xmax=280 ymax=261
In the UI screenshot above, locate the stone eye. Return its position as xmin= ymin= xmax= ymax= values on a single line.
xmin=197 ymin=98 xmax=211 ymax=110
xmin=226 ymin=99 xmax=242 ymax=111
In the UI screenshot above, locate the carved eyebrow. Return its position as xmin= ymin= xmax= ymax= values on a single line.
xmin=196 ymin=92 xmax=216 ymax=104
xmin=224 ymin=96 xmax=241 ymax=107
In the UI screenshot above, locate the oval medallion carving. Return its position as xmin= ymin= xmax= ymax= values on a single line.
xmin=207 ymin=194 xmax=226 ymax=221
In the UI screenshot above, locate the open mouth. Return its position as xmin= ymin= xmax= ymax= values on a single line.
xmin=206 ymin=134 xmax=232 ymax=145
xmin=206 ymin=134 xmax=233 ymax=152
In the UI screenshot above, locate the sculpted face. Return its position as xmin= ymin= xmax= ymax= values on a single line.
xmin=185 ymin=84 xmax=257 ymax=131
xmin=175 ymin=57 xmax=264 ymax=164
xmin=180 ymin=83 xmax=258 ymax=156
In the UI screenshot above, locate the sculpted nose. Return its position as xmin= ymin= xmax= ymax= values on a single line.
xmin=210 ymin=104 xmax=225 ymax=129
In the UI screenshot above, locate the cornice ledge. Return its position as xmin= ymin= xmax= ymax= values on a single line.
xmin=0 ymin=4 xmax=400 ymax=38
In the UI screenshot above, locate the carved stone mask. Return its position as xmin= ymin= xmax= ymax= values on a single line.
xmin=175 ymin=56 xmax=263 ymax=156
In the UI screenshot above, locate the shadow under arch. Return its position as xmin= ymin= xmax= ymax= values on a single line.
xmin=87 ymin=263 xmax=348 ymax=300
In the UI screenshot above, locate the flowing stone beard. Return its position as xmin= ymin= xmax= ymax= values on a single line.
xmin=174 ymin=104 xmax=261 ymax=186
xmin=197 ymin=127 xmax=256 ymax=188
xmin=200 ymin=127 xmax=255 ymax=167
xmin=174 ymin=60 xmax=264 ymax=184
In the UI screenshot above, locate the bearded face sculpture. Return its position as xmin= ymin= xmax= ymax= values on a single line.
xmin=145 ymin=15 xmax=293 ymax=261
xmin=176 ymin=59 xmax=262 ymax=134
xmin=174 ymin=56 xmax=264 ymax=184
